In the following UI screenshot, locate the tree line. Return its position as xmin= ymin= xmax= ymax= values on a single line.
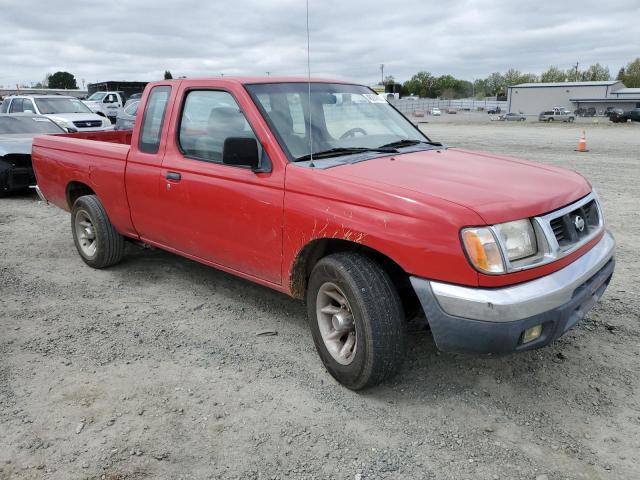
xmin=398 ymin=58 xmax=640 ymax=99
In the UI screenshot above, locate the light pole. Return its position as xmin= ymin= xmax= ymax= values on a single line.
xmin=380 ymin=64 xmax=384 ymax=85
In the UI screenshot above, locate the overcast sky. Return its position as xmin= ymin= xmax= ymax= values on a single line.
xmin=0 ymin=0 xmax=638 ymax=88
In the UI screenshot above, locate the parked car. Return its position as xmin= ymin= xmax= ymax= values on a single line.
xmin=124 ymin=93 xmax=143 ymax=108
xmin=625 ymin=108 xmax=640 ymax=122
xmin=114 ymin=100 xmax=140 ymax=130
xmin=446 ymin=107 xmax=457 ymax=114
xmin=500 ymin=113 xmax=526 ymax=121
xmin=430 ymin=107 xmax=441 ymax=116
xmin=0 ymin=115 xmax=64 ymax=196
xmin=32 ymin=77 xmax=615 ymax=390
xmin=487 ymin=106 xmax=501 ymax=114
xmin=83 ymin=91 xmax=126 ymax=122
xmin=575 ymin=107 xmax=597 ymax=117
xmin=0 ymin=95 xmax=112 ymax=132
xmin=539 ymin=108 xmax=575 ymax=122
xmin=608 ymin=109 xmax=627 ymax=123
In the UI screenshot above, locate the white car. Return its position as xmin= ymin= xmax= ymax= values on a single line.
xmin=430 ymin=107 xmax=441 ymax=116
xmin=83 ymin=91 xmax=126 ymax=121
xmin=0 ymin=95 xmax=112 ymax=132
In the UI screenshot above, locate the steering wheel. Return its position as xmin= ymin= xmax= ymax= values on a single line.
xmin=340 ymin=127 xmax=367 ymax=140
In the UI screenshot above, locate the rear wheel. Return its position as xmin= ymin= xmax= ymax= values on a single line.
xmin=306 ymin=252 xmax=406 ymax=390
xmin=71 ymin=195 xmax=124 ymax=268
xmin=548 ymin=117 xmax=554 ymax=122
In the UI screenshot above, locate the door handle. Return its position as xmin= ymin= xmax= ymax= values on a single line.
xmin=165 ymin=171 xmax=181 ymax=181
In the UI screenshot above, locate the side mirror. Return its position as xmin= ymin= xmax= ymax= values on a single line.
xmin=223 ymin=137 xmax=262 ymax=171
xmin=23 ymin=109 xmax=34 ymax=114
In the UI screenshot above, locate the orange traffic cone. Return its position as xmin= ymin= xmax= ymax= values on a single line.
xmin=575 ymin=130 xmax=589 ymax=152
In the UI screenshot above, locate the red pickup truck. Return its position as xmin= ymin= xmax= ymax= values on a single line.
xmin=32 ymin=77 xmax=615 ymax=389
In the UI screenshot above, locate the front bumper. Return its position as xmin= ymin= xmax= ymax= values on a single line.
xmin=411 ymin=231 xmax=615 ymax=354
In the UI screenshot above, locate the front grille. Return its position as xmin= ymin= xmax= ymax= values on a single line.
xmin=73 ymin=120 xmax=103 ymax=128
xmin=549 ymin=199 xmax=600 ymax=248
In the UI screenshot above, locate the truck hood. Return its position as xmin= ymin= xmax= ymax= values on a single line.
xmin=45 ymin=113 xmax=105 ymax=123
xmin=0 ymin=135 xmax=34 ymax=156
xmin=325 ymin=147 xmax=591 ymax=224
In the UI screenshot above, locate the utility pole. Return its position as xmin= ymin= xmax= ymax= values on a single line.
xmin=380 ymin=64 xmax=384 ymax=85
xmin=574 ymin=62 xmax=579 ymax=81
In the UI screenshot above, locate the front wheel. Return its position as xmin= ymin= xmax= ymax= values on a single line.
xmin=71 ymin=195 xmax=124 ymax=268
xmin=306 ymin=253 xmax=406 ymax=390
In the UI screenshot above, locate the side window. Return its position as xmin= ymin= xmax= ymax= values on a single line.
xmin=0 ymin=99 xmax=10 ymax=113
xmin=23 ymin=100 xmax=36 ymax=113
xmin=9 ymin=98 xmax=24 ymax=113
xmin=139 ymin=86 xmax=171 ymax=154
xmin=179 ymin=90 xmax=256 ymax=164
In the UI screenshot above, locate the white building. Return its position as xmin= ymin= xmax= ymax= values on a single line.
xmin=507 ymin=81 xmax=640 ymax=115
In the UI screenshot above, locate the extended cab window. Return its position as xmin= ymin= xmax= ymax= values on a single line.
xmin=179 ymin=90 xmax=256 ymax=163
xmin=139 ymin=86 xmax=171 ymax=154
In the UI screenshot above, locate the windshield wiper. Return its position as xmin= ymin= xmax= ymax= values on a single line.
xmin=294 ymin=146 xmax=397 ymax=162
xmin=378 ymin=139 xmax=442 ymax=148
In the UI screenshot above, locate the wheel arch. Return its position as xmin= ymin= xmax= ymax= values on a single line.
xmin=289 ymin=237 xmax=420 ymax=317
xmin=66 ymin=181 xmax=96 ymax=209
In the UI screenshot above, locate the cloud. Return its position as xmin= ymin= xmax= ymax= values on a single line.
xmin=0 ymin=0 xmax=638 ymax=88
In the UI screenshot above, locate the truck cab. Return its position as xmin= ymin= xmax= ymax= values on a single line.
xmin=84 ymin=91 xmax=126 ymax=122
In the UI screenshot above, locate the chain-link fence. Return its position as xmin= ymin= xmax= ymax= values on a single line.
xmin=390 ymin=98 xmax=508 ymax=115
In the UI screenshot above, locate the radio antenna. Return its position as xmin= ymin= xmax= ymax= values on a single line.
xmin=305 ymin=0 xmax=314 ymax=167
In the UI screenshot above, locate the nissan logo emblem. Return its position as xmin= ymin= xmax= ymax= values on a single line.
xmin=573 ymin=215 xmax=585 ymax=232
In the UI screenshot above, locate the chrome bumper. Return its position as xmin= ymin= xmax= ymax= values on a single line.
xmin=413 ymin=231 xmax=615 ymax=323
xmin=33 ymin=185 xmax=48 ymax=204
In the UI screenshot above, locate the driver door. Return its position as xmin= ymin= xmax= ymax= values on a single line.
xmin=158 ymin=84 xmax=286 ymax=285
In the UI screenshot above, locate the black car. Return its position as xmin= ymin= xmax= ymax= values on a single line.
xmin=609 ymin=109 xmax=627 ymax=123
xmin=610 ymin=108 xmax=640 ymax=123
xmin=0 ymin=115 xmax=64 ymax=196
xmin=627 ymin=108 xmax=640 ymax=122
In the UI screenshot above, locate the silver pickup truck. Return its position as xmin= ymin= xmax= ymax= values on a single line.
xmin=539 ymin=108 xmax=576 ymax=123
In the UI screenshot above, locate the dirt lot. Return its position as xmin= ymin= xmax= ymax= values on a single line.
xmin=1 ymin=120 xmax=639 ymax=480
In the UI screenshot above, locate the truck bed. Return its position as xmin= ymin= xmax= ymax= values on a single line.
xmin=32 ymin=130 xmax=137 ymax=237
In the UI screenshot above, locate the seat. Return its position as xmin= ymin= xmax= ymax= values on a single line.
xmin=193 ymin=107 xmax=249 ymax=162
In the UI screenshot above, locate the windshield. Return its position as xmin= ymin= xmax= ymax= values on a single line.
xmin=35 ymin=97 xmax=93 ymax=114
xmin=246 ymin=82 xmax=428 ymax=161
xmin=88 ymin=92 xmax=107 ymax=101
xmin=0 ymin=116 xmax=64 ymax=134
xmin=123 ymin=101 xmax=140 ymax=116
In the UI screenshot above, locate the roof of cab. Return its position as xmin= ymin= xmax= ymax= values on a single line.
xmin=149 ymin=76 xmax=361 ymax=86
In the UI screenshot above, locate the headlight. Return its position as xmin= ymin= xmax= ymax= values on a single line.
xmin=462 ymin=219 xmax=537 ymax=274
xmin=53 ymin=119 xmax=69 ymax=129
xmin=494 ymin=219 xmax=537 ymax=261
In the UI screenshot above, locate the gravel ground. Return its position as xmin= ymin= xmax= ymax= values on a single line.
xmin=1 ymin=120 xmax=639 ymax=480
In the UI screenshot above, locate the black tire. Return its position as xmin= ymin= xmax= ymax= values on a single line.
xmin=71 ymin=194 xmax=124 ymax=268
xmin=306 ymin=252 xmax=406 ymax=390
xmin=548 ymin=117 xmax=554 ymax=122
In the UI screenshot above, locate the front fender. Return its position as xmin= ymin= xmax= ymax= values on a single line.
xmin=282 ymin=167 xmax=484 ymax=293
